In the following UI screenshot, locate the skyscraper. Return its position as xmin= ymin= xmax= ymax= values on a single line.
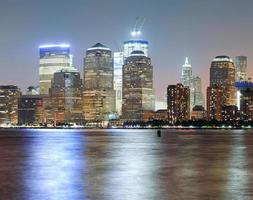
xmin=192 ymin=76 xmax=205 ymax=108
xmin=50 ymin=68 xmax=83 ymax=124
xmin=181 ymin=57 xmax=192 ymax=87
xmin=210 ymin=55 xmax=236 ymax=106
xmin=113 ymin=52 xmax=124 ymax=116
xmin=83 ymin=43 xmax=116 ymax=122
xmin=122 ymin=50 xmax=155 ymax=121
xmin=39 ymin=44 xmax=72 ymax=95
xmin=181 ymin=57 xmax=195 ymax=110
xmin=235 ymin=56 xmax=247 ymax=82
xmin=0 ymin=85 xmax=21 ymax=125
xmin=167 ymin=83 xmax=190 ymax=125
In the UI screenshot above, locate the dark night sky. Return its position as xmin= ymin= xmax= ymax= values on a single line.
xmin=1 ymin=0 xmax=253 ymax=99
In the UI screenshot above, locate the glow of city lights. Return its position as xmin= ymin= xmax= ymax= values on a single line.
xmin=237 ymin=90 xmax=241 ymax=110
xmin=39 ymin=44 xmax=70 ymax=48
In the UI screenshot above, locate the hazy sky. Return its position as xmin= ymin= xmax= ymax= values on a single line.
xmin=1 ymin=0 xmax=253 ymax=99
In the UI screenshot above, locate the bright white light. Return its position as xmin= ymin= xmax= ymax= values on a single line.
xmin=237 ymin=90 xmax=241 ymax=110
xmin=131 ymin=31 xmax=137 ymax=37
xmin=39 ymin=44 xmax=70 ymax=48
xmin=137 ymin=31 xmax=141 ymax=35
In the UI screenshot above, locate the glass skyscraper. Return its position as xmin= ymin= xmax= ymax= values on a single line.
xmin=122 ymin=50 xmax=155 ymax=121
xmin=210 ymin=55 xmax=236 ymax=106
xmin=83 ymin=43 xmax=116 ymax=123
xmin=39 ymin=44 xmax=72 ymax=95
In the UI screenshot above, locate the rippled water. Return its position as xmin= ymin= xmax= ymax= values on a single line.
xmin=0 ymin=129 xmax=253 ymax=200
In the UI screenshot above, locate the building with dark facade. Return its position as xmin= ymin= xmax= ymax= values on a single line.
xmin=0 ymin=85 xmax=21 ymax=125
xmin=83 ymin=43 xmax=116 ymax=123
xmin=167 ymin=83 xmax=190 ymax=125
xmin=18 ymin=95 xmax=44 ymax=125
xmin=122 ymin=50 xmax=155 ymax=121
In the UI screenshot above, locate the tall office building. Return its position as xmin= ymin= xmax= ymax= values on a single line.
xmin=39 ymin=44 xmax=72 ymax=95
xmin=210 ymin=56 xmax=236 ymax=106
xmin=122 ymin=50 xmax=155 ymax=121
xmin=192 ymin=76 xmax=205 ymax=108
xmin=235 ymin=56 xmax=247 ymax=82
xmin=124 ymin=40 xmax=148 ymax=59
xmin=83 ymin=43 xmax=116 ymax=122
xmin=113 ymin=52 xmax=124 ymax=116
xmin=0 ymin=85 xmax=21 ymax=125
xmin=206 ymin=85 xmax=226 ymax=121
xmin=167 ymin=83 xmax=190 ymax=125
xmin=181 ymin=57 xmax=195 ymax=111
xmin=50 ymin=68 xmax=83 ymax=124
xmin=181 ymin=57 xmax=193 ymax=87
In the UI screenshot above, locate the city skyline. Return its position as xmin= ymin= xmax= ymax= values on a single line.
xmin=1 ymin=0 xmax=253 ymax=98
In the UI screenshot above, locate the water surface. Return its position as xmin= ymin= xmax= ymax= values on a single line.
xmin=0 ymin=129 xmax=252 ymax=200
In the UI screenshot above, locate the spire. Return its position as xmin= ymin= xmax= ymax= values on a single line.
xmin=183 ymin=57 xmax=191 ymax=68
xmin=185 ymin=57 xmax=189 ymax=65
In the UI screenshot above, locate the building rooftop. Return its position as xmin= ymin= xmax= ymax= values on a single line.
xmin=87 ymin=43 xmax=110 ymax=51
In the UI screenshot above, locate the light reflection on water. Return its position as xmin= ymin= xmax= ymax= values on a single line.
xmin=0 ymin=129 xmax=253 ymax=199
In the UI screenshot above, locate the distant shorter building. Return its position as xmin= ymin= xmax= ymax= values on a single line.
xmin=191 ymin=105 xmax=206 ymax=121
xmin=192 ymin=76 xmax=205 ymax=108
xmin=167 ymin=83 xmax=190 ymax=125
xmin=155 ymin=109 xmax=168 ymax=121
xmin=206 ymin=85 xmax=226 ymax=121
xmin=143 ymin=109 xmax=168 ymax=122
xmin=221 ymin=105 xmax=239 ymax=121
xmin=18 ymin=95 xmax=44 ymax=125
xmin=0 ymin=85 xmax=21 ymax=125
xmin=235 ymin=56 xmax=247 ymax=82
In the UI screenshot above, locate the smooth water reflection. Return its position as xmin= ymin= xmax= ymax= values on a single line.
xmin=0 ymin=129 xmax=253 ymax=199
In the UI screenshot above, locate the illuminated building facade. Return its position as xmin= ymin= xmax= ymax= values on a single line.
xmin=210 ymin=55 xmax=236 ymax=106
xmin=0 ymin=85 xmax=21 ymax=125
xmin=83 ymin=43 xmax=116 ymax=122
xmin=167 ymin=83 xmax=190 ymax=125
xmin=206 ymin=85 xmax=226 ymax=121
xmin=192 ymin=76 xmax=205 ymax=108
xmin=181 ymin=57 xmax=192 ymax=88
xmin=18 ymin=95 xmax=44 ymax=125
xmin=123 ymin=40 xmax=148 ymax=59
xmin=235 ymin=56 xmax=247 ymax=82
xmin=191 ymin=105 xmax=206 ymax=120
xmin=50 ymin=68 xmax=83 ymax=124
xmin=236 ymin=81 xmax=253 ymax=121
xmin=113 ymin=52 xmax=124 ymax=116
xmin=122 ymin=50 xmax=155 ymax=121
xmin=39 ymin=44 xmax=72 ymax=95
xmin=221 ymin=105 xmax=239 ymax=121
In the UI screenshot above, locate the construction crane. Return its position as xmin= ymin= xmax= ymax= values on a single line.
xmin=131 ymin=17 xmax=146 ymax=37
